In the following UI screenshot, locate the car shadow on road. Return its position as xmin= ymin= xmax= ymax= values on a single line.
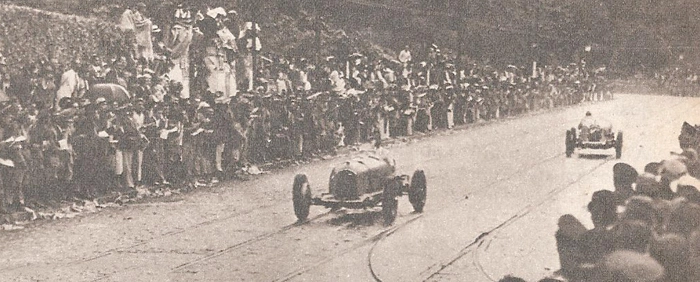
xmin=327 ymin=209 xmax=383 ymax=228
xmin=577 ymin=154 xmax=613 ymax=160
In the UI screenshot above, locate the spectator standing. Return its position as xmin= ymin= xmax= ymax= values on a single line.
xmin=399 ymin=45 xmax=412 ymax=67
xmin=165 ymin=10 xmax=194 ymax=99
xmin=115 ymin=107 xmax=141 ymax=192
xmin=201 ymin=8 xmax=238 ymax=99
xmin=55 ymin=61 xmax=86 ymax=110
xmin=120 ymin=3 xmax=154 ymax=62
xmin=0 ymin=56 xmax=9 ymax=102
xmin=131 ymin=99 xmax=147 ymax=187
xmin=142 ymin=105 xmax=169 ymax=186
xmin=240 ymin=22 xmax=262 ymax=91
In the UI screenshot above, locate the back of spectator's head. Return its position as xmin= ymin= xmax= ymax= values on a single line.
xmin=588 ymin=190 xmax=618 ymax=228
xmin=680 ymin=148 xmax=699 ymax=163
xmin=497 ymin=275 xmax=527 ymax=282
xmin=644 ymin=162 xmax=663 ymax=175
xmin=677 ymin=180 xmax=700 ymax=203
xmin=612 ymin=220 xmax=653 ymax=252
xmin=614 ymin=163 xmax=638 ymax=192
xmin=650 ymin=233 xmax=690 ymax=280
xmin=602 ymin=250 xmax=665 ymax=282
xmin=623 ymin=196 xmax=659 ymax=228
xmin=636 ymin=174 xmax=666 ymax=198
xmin=556 ymin=214 xmax=587 ymax=239
xmin=660 ymin=159 xmax=688 ymax=182
xmin=667 ymin=202 xmax=700 ymax=236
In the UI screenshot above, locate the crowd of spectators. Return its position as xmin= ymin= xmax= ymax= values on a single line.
xmin=550 ymin=132 xmax=700 ymax=281
xmin=0 ymin=2 xmax=612 ymax=214
xmin=653 ymin=66 xmax=700 ymax=97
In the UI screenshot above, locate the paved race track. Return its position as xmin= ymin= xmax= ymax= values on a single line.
xmin=1 ymin=94 xmax=699 ymax=282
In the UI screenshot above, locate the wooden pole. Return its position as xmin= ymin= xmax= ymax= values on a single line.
xmin=314 ymin=0 xmax=321 ymax=67
xmin=251 ymin=1 xmax=259 ymax=93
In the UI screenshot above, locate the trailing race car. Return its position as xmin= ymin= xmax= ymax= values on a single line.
xmin=292 ymin=153 xmax=427 ymax=225
xmin=566 ymin=114 xmax=623 ymax=158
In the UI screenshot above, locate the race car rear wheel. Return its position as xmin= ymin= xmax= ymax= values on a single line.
xmin=382 ymin=180 xmax=399 ymax=225
xmin=293 ymin=174 xmax=312 ymax=222
xmin=565 ymin=130 xmax=575 ymax=158
xmin=615 ymin=131 xmax=623 ymax=159
xmin=409 ymin=170 xmax=427 ymax=213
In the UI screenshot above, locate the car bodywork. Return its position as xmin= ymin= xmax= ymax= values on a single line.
xmin=566 ymin=118 xmax=623 ymax=158
xmin=292 ymin=153 xmax=426 ymax=225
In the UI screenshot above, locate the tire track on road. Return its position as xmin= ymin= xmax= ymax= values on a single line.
xmin=62 ymin=98 xmax=616 ymax=281
xmin=420 ymin=96 xmax=700 ymax=282
xmin=166 ymin=101 xmax=606 ymax=281
xmin=233 ymin=99 xmax=623 ymax=282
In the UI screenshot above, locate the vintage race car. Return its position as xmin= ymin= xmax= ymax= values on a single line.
xmin=565 ymin=118 xmax=623 ymax=158
xmin=292 ymin=153 xmax=427 ymax=225
xmin=679 ymin=121 xmax=700 ymax=152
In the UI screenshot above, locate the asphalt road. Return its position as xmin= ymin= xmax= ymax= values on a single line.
xmin=1 ymin=94 xmax=699 ymax=282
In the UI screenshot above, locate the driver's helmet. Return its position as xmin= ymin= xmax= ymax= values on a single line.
xmin=585 ymin=111 xmax=592 ymax=116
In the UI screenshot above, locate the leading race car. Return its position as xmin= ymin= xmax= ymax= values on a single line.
xmin=292 ymin=153 xmax=427 ymax=225
xmin=566 ymin=112 xmax=623 ymax=158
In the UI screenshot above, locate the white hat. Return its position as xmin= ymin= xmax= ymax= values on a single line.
xmin=198 ymin=101 xmax=211 ymax=109
xmin=244 ymin=22 xmax=261 ymax=31
xmin=206 ymin=7 xmax=227 ymax=18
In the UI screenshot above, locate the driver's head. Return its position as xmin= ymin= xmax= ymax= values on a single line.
xmin=586 ymin=111 xmax=592 ymax=116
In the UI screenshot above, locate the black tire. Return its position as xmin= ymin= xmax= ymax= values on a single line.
xmin=293 ymin=174 xmax=312 ymax=222
xmin=615 ymin=131 xmax=623 ymax=159
xmin=382 ymin=180 xmax=399 ymax=225
xmin=409 ymin=170 xmax=427 ymax=212
xmin=565 ymin=130 xmax=574 ymax=158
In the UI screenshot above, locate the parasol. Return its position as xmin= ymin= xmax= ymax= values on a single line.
xmin=88 ymin=83 xmax=131 ymax=103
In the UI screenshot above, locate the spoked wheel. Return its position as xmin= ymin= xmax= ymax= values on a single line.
xmin=565 ymin=129 xmax=576 ymax=158
xmin=382 ymin=180 xmax=399 ymax=225
xmin=615 ymin=131 xmax=623 ymax=159
xmin=409 ymin=170 xmax=427 ymax=213
xmin=293 ymin=174 xmax=312 ymax=222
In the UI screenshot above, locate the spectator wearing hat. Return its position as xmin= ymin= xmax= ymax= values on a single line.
xmin=134 ymin=73 xmax=153 ymax=100
xmin=114 ymin=106 xmax=142 ymax=192
xmin=131 ymin=99 xmax=147 ymax=187
xmin=0 ymin=117 xmax=27 ymax=213
xmin=164 ymin=13 xmax=194 ymax=99
xmin=142 ymin=105 xmax=169 ymax=186
xmin=240 ymin=22 xmax=262 ymax=91
xmin=613 ymin=163 xmax=639 ymax=201
xmin=200 ymin=9 xmax=238 ymax=100
xmin=601 ymin=250 xmax=665 ymax=282
xmin=106 ymin=57 xmax=129 ymax=89
xmin=209 ymin=101 xmax=235 ymax=182
xmin=35 ymin=67 xmax=57 ymax=108
xmin=120 ymin=3 xmax=154 ymax=62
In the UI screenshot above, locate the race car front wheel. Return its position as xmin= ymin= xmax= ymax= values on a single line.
xmin=615 ymin=131 xmax=623 ymax=159
xmin=409 ymin=170 xmax=427 ymax=213
xmin=293 ymin=174 xmax=312 ymax=222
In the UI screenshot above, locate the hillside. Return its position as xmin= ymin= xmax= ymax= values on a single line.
xmin=5 ymin=0 xmax=700 ymax=71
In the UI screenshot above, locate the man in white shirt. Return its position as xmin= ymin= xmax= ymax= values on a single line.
xmin=131 ymin=99 xmax=146 ymax=186
xmin=56 ymin=62 xmax=86 ymax=110
xmin=399 ymin=45 xmax=412 ymax=67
